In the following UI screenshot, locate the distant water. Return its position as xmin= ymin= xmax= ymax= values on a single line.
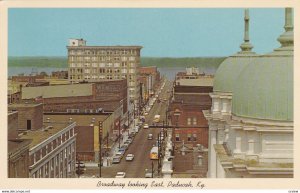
xmin=8 ymin=66 xmax=217 ymax=81
xmin=158 ymin=67 xmax=216 ymax=80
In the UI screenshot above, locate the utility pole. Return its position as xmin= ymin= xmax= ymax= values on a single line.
xmin=118 ymin=119 xmax=121 ymax=149
xmin=99 ymin=121 xmax=103 ymax=178
xmin=157 ymin=133 xmax=160 ymax=176
xmin=151 ymin=161 xmax=154 ymax=178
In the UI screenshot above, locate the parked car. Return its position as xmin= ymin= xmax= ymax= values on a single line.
xmin=143 ymin=124 xmax=149 ymax=129
xmin=123 ymin=143 xmax=129 ymax=149
xmin=126 ymin=154 xmax=134 ymax=161
xmin=120 ymin=145 xmax=127 ymax=151
xmin=126 ymin=138 xmax=133 ymax=144
xmin=148 ymin=133 xmax=153 ymax=140
xmin=115 ymin=172 xmax=126 ymax=178
xmin=116 ymin=151 xmax=124 ymax=158
xmin=112 ymin=156 xmax=121 ymax=164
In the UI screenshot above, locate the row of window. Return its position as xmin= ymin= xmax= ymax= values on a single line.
xmin=70 ymin=74 xmax=136 ymax=81
xmin=32 ymin=128 xmax=75 ymax=164
xmin=69 ymin=62 xmax=136 ymax=68
xmin=187 ymin=117 xmax=198 ymax=126
xmin=175 ymin=133 xmax=198 ymax=142
xmin=70 ymin=68 xmax=136 ymax=74
xmin=69 ymin=49 xmax=139 ymax=56
xmin=69 ymin=56 xmax=136 ymax=62
xmin=32 ymin=143 xmax=75 ymax=178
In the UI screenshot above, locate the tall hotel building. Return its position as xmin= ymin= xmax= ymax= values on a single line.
xmin=67 ymin=39 xmax=142 ymax=104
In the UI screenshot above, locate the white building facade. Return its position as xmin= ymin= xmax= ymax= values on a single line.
xmin=203 ymin=8 xmax=293 ymax=178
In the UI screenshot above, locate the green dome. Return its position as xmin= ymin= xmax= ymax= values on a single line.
xmin=213 ymin=53 xmax=257 ymax=93
xmin=232 ymin=50 xmax=293 ymax=121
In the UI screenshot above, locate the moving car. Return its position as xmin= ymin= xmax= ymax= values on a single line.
xmin=148 ymin=133 xmax=153 ymax=140
xmin=112 ymin=156 xmax=121 ymax=164
xmin=115 ymin=172 xmax=126 ymax=178
xmin=126 ymin=154 xmax=134 ymax=161
xmin=153 ymin=115 xmax=160 ymax=123
xmin=145 ymin=169 xmax=153 ymax=178
xmin=150 ymin=146 xmax=159 ymax=160
xmin=143 ymin=124 xmax=149 ymax=129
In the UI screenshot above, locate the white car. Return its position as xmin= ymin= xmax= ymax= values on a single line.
xmin=143 ymin=124 xmax=149 ymax=129
xmin=126 ymin=154 xmax=134 ymax=161
xmin=115 ymin=172 xmax=126 ymax=178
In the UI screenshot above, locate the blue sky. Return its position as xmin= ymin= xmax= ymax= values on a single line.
xmin=8 ymin=8 xmax=284 ymax=57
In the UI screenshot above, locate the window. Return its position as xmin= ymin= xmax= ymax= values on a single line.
xmin=114 ymin=63 xmax=120 ymax=67
xmin=129 ymin=56 xmax=135 ymax=61
xmin=192 ymin=133 xmax=197 ymax=141
xmin=45 ymin=163 xmax=48 ymax=176
xmin=51 ymin=158 xmax=54 ymax=170
xmin=129 ymin=69 xmax=135 ymax=74
xmin=175 ymin=134 xmax=180 ymax=141
xmin=60 ymin=152 xmax=63 ymax=162
xmin=33 ymin=153 xmax=36 ymax=164
xmin=187 ymin=133 xmax=192 ymax=141
xmin=99 ymin=68 xmax=105 ymax=73
xmin=129 ymin=63 xmax=135 ymax=67
xmin=193 ymin=117 xmax=197 ymax=125
xmin=187 ymin=118 xmax=192 ymax=125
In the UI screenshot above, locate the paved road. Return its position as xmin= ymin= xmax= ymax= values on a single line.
xmin=84 ymin=79 xmax=173 ymax=178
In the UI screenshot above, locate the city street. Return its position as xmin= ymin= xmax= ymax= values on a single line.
xmin=83 ymin=79 xmax=173 ymax=178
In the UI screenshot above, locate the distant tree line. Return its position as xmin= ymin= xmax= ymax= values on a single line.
xmin=8 ymin=56 xmax=226 ymax=68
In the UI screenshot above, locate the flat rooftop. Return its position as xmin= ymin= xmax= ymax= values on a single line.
xmin=176 ymin=77 xmax=214 ymax=87
xmin=43 ymin=114 xmax=111 ymax=127
xmin=67 ymin=45 xmax=143 ymax=49
xmin=8 ymin=103 xmax=42 ymax=108
xmin=20 ymin=122 xmax=73 ymax=148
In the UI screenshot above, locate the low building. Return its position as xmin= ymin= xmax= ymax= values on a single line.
xmin=8 ymin=103 xmax=77 ymax=178
xmin=51 ymin=71 xmax=68 ymax=79
xmin=8 ymin=111 xmax=32 ymax=178
xmin=43 ymin=110 xmax=121 ymax=163
xmin=19 ymin=121 xmax=77 ymax=178
xmin=8 ymin=139 xmax=32 ymax=178
xmin=21 ymin=79 xmax=128 ymax=114
xmin=8 ymin=103 xmax=43 ymax=132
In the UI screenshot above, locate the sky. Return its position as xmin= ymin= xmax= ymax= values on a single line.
xmin=8 ymin=8 xmax=285 ymax=57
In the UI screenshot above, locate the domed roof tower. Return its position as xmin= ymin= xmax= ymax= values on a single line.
xmin=213 ymin=9 xmax=258 ymax=94
xmin=232 ymin=8 xmax=293 ymax=121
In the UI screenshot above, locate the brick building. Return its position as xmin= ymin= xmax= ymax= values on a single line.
xmin=8 ymin=111 xmax=32 ymax=178
xmin=44 ymin=112 xmax=119 ymax=162
xmin=8 ymin=103 xmax=77 ymax=178
xmin=51 ymin=70 xmax=68 ymax=79
xmin=170 ymin=68 xmax=213 ymax=148
xmin=20 ymin=121 xmax=77 ymax=178
xmin=21 ymin=79 xmax=128 ymax=114
xmin=8 ymin=103 xmax=44 ymax=131
xmin=139 ymin=66 xmax=161 ymax=104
